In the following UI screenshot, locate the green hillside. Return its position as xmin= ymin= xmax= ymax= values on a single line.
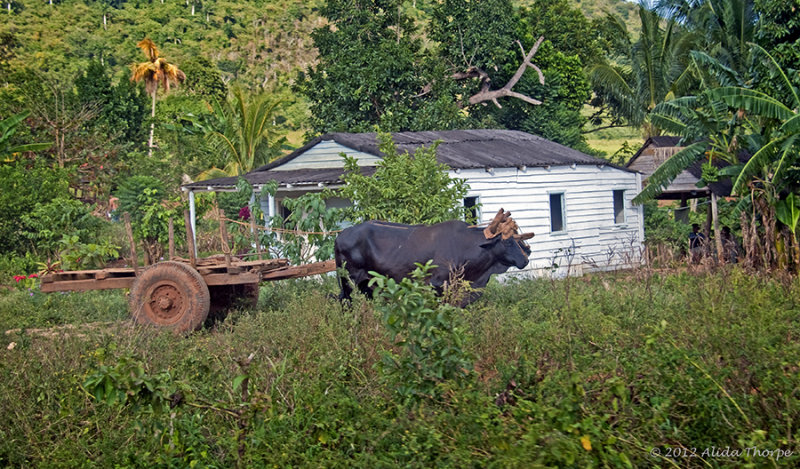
xmin=1 ymin=0 xmax=324 ymax=86
xmin=1 ymin=0 xmax=640 ymax=148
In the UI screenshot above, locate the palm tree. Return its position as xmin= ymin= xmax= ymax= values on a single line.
xmin=589 ymin=4 xmax=697 ymax=136
xmin=131 ymin=38 xmax=186 ymax=157
xmin=196 ymin=87 xmax=286 ymax=180
xmin=632 ymin=81 xmax=743 ymax=204
xmin=656 ymin=0 xmax=758 ymax=87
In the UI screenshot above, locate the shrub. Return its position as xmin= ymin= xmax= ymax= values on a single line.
xmin=0 ymin=161 xmax=71 ymax=254
xmin=369 ymin=261 xmax=472 ymax=401
xmin=20 ymin=196 xmax=108 ymax=258
xmin=114 ymin=175 xmax=184 ymax=264
xmin=339 ymin=133 xmax=472 ymax=224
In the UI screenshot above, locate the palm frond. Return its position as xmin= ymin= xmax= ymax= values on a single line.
xmin=207 ymin=130 xmax=239 ymax=165
xmin=731 ymin=137 xmax=783 ymax=195
xmin=690 ymin=50 xmax=740 ymax=87
xmin=781 ymin=113 xmax=800 ymax=134
xmin=196 ymin=167 xmax=233 ymax=181
xmin=0 ymin=111 xmax=31 ymax=140
xmin=633 ymin=141 xmax=708 ymax=204
xmin=649 ymin=111 xmax=690 ymax=136
xmin=649 ymin=97 xmax=701 ymax=135
xmin=7 ymin=142 xmax=53 ymax=153
xmin=709 ymin=87 xmax=793 ymax=121
xmin=772 ymin=134 xmax=799 ymax=187
xmin=137 ymin=38 xmax=159 ymax=62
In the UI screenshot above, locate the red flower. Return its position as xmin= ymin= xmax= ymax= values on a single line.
xmin=28 ymin=273 xmax=38 ymax=279
xmin=14 ymin=275 xmax=25 ymax=282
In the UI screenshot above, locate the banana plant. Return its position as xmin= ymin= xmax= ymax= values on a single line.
xmin=710 ymin=44 xmax=800 ymax=197
xmin=776 ymin=192 xmax=800 ymax=269
xmin=0 ymin=111 xmax=53 ymax=162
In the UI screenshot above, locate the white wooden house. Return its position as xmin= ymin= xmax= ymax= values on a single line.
xmin=184 ymin=130 xmax=645 ymax=276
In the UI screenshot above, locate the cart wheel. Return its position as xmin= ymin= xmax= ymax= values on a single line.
xmin=129 ymin=261 xmax=211 ymax=333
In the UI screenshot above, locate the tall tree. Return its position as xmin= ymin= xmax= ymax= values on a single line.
xmin=179 ymin=56 xmax=228 ymax=104
xmin=656 ymin=0 xmax=758 ymax=86
xmin=131 ymin=38 xmax=186 ymax=157
xmin=755 ymin=0 xmax=800 ymax=72
xmin=298 ymin=0 xmax=439 ymax=133
xmin=589 ymin=4 xmax=697 ymax=136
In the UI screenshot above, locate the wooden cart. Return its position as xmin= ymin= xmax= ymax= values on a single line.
xmin=40 ymin=257 xmax=336 ymax=333
xmin=39 ymin=210 xmax=336 ymax=333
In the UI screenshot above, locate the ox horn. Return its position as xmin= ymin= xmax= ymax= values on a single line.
xmin=499 ymin=218 xmax=520 ymax=240
xmin=483 ymin=208 xmax=505 ymax=239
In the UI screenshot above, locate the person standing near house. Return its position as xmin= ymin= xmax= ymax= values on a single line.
xmin=720 ymin=225 xmax=738 ymax=263
xmin=689 ymin=223 xmax=705 ymax=263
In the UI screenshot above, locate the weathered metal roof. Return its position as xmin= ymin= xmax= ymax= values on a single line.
xmin=185 ymin=167 xmax=377 ymax=190
xmin=257 ymin=129 xmax=610 ymax=172
xmin=185 ymin=129 xmax=623 ymax=190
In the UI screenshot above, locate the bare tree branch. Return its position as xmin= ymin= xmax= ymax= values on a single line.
xmin=414 ymin=37 xmax=547 ymax=107
xmin=455 ymin=36 xmax=546 ymax=109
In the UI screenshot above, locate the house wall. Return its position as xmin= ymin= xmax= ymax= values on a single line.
xmin=273 ymin=140 xmax=381 ymax=171
xmin=455 ymin=165 xmax=643 ymax=277
xmin=265 ymin=141 xmax=644 ymax=276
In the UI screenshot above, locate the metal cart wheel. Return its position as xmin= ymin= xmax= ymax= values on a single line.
xmin=129 ymin=261 xmax=211 ymax=333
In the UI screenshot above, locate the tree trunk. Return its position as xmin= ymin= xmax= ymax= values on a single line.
xmin=147 ymin=90 xmax=156 ymax=157
xmin=711 ymin=193 xmax=723 ymax=263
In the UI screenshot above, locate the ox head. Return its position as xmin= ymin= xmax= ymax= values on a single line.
xmin=481 ymin=209 xmax=534 ymax=269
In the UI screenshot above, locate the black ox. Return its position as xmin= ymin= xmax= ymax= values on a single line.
xmin=334 ymin=209 xmax=534 ymax=305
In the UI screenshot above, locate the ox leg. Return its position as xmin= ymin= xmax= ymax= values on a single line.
xmin=338 ymin=274 xmax=353 ymax=302
xmin=357 ymin=281 xmax=374 ymax=299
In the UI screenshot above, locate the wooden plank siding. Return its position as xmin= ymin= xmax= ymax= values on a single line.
xmin=272 ymin=141 xmax=382 ymax=171
xmin=456 ymin=165 xmax=643 ymax=277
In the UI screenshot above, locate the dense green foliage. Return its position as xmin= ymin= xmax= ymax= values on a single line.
xmin=0 ymin=161 xmax=71 ymax=253
xmin=339 ymin=134 xmax=470 ymax=224
xmin=20 ymin=197 xmax=108 ymax=258
xmin=114 ymin=175 xmax=184 ymax=263
xmin=370 ymin=261 xmax=472 ymax=401
xmin=1 ymin=269 xmax=798 ymax=466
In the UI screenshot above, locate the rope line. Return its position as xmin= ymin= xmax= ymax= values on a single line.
xmin=219 ymin=215 xmax=343 ymax=236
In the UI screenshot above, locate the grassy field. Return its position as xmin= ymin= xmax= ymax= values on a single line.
xmin=1 ymin=268 xmax=798 ymax=467
xmin=582 ymin=105 xmax=645 ymax=160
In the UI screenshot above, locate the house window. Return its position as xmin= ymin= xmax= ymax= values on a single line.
xmin=613 ymin=190 xmax=625 ymax=224
xmin=549 ymin=193 xmax=566 ymax=232
xmin=278 ymin=199 xmax=292 ymax=220
xmin=463 ymin=196 xmax=480 ymax=223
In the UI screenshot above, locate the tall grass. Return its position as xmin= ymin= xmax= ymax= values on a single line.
xmin=0 ymin=269 xmax=798 ymax=467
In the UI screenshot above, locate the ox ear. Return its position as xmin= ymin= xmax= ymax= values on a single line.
xmin=515 ymin=232 xmax=535 ymax=241
xmin=479 ymin=236 xmax=501 ymax=249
